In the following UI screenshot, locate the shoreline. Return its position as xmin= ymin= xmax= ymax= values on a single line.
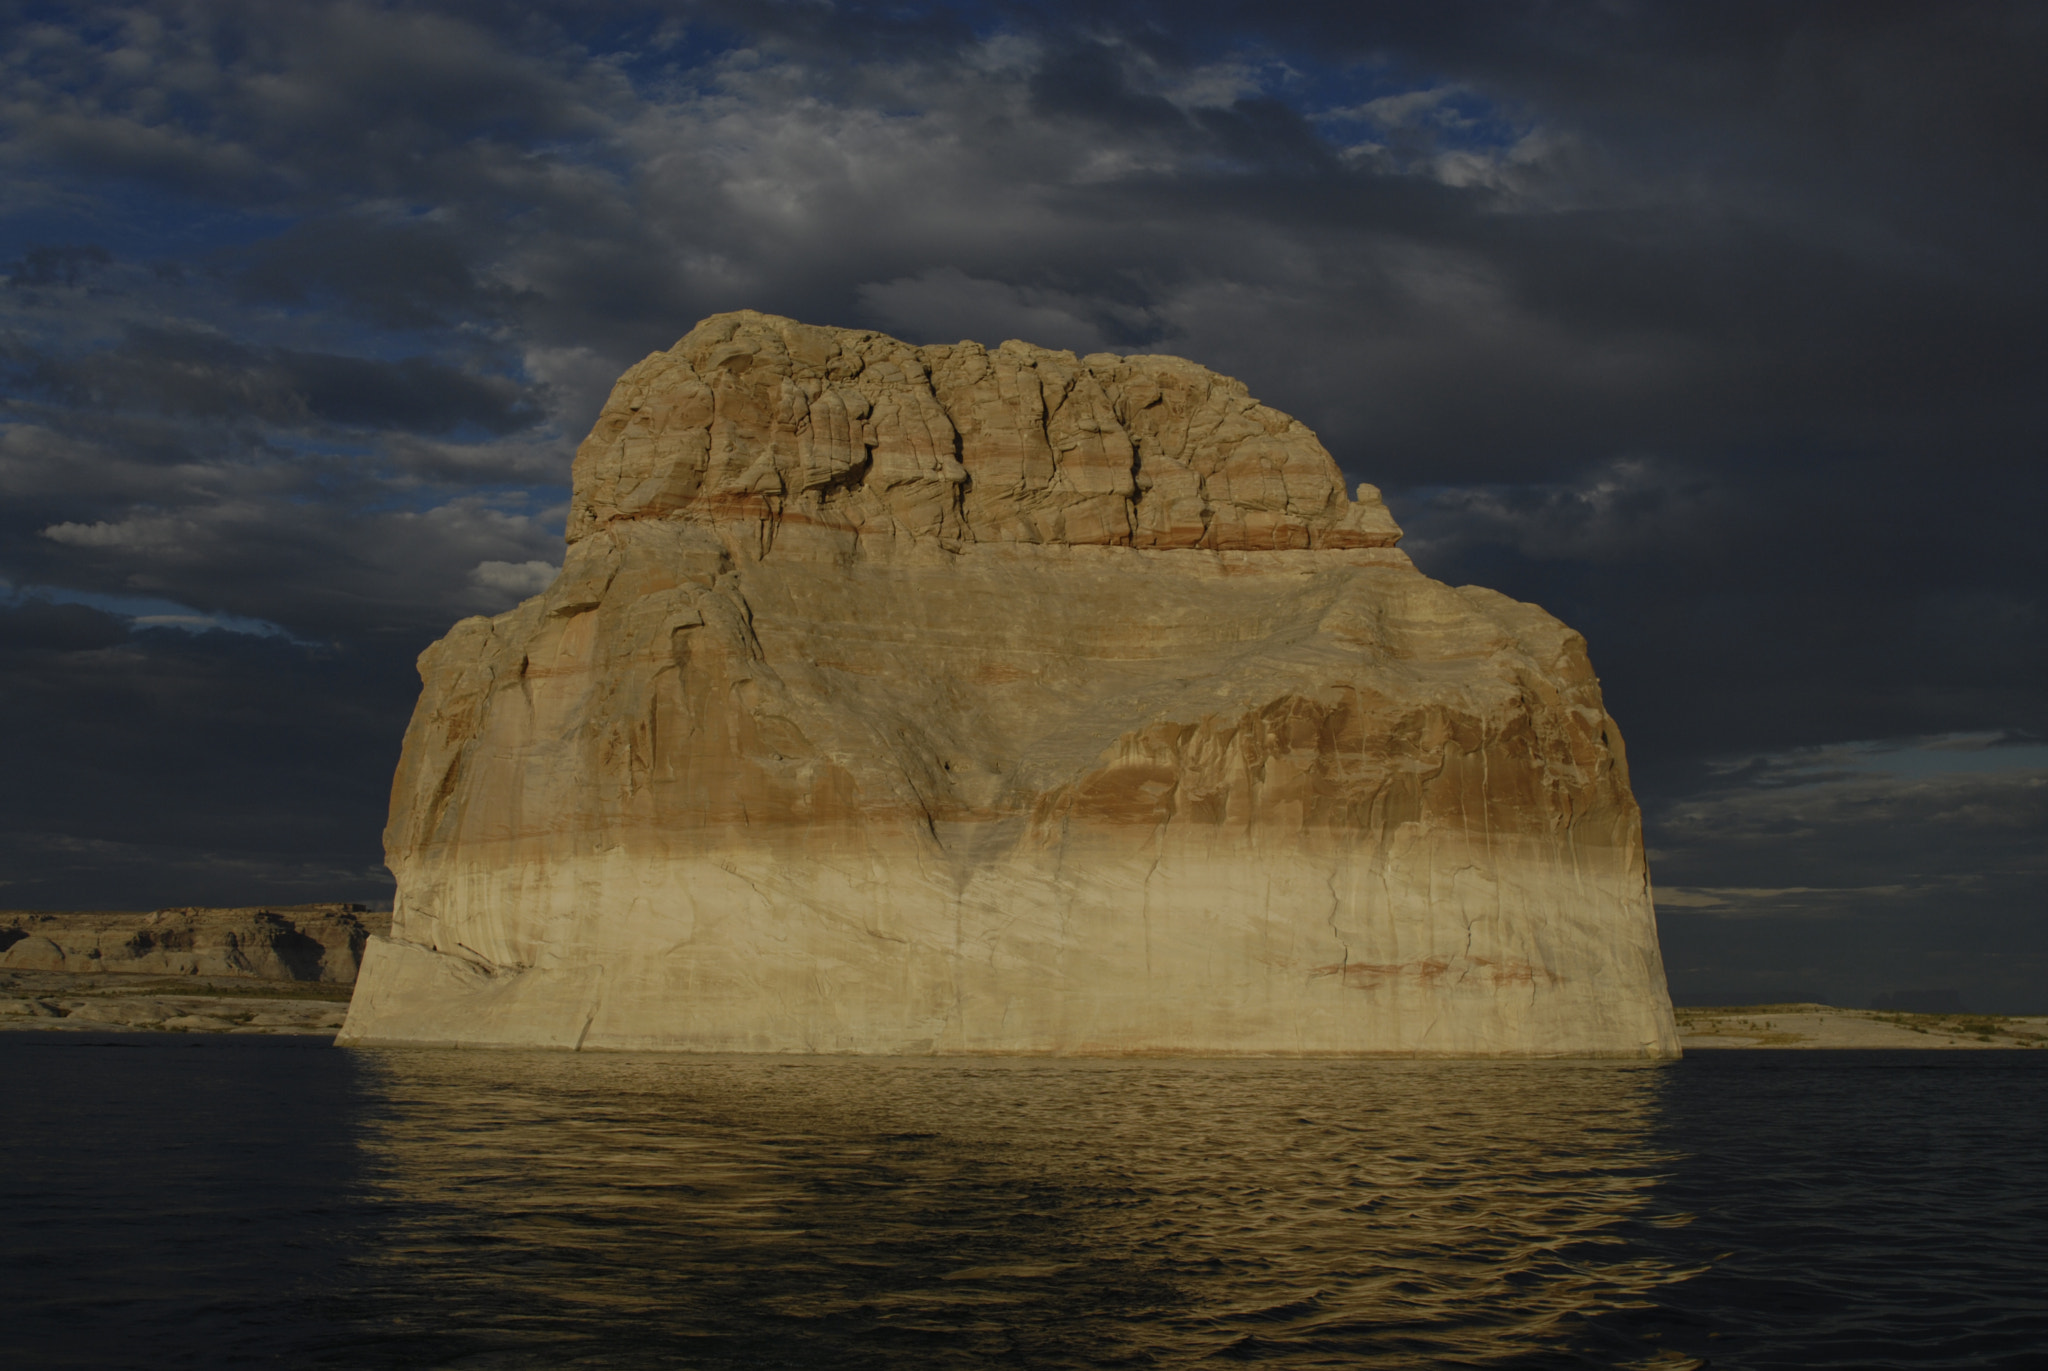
xmin=0 ymin=970 xmax=350 ymax=1037
xmin=6 ymin=971 xmax=2044 ymax=1050
xmin=1678 ymin=1004 xmax=2048 ymax=1050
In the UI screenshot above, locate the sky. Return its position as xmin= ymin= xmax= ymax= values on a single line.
xmin=1 ymin=0 xmax=2042 ymax=1012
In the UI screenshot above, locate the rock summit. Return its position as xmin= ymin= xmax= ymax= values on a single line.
xmin=339 ymin=311 xmax=1678 ymax=1056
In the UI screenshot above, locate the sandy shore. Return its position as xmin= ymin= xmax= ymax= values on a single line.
xmin=1679 ymin=1004 xmax=2048 ymax=1049
xmin=0 ymin=970 xmax=350 ymax=1036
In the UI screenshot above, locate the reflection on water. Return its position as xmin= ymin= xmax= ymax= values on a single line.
xmin=341 ymin=1054 xmax=1697 ymax=1368
xmin=9 ymin=1043 xmax=2044 ymax=1368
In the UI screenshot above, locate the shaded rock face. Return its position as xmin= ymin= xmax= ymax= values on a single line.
xmin=0 ymin=905 xmax=387 ymax=983
xmin=341 ymin=311 xmax=1678 ymax=1056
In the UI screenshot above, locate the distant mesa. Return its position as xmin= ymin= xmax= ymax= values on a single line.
xmin=0 ymin=904 xmax=388 ymax=983
xmin=338 ymin=311 xmax=1679 ymax=1056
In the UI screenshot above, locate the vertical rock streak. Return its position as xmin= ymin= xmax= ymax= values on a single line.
xmin=341 ymin=312 xmax=1678 ymax=1056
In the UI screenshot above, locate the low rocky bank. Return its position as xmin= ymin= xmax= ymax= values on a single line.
xmin=0 ymin=969 xmax=351 ymax=1035
xmin=1679 ymin=1005 xmax=2048 ymax=1049
xmin=0 ymin=905 xmax=387 ymax=1037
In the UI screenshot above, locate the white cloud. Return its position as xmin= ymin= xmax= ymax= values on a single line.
xmin=3 ymin=581 xmax=297 ymax=639
xmin=1319 ymin=86 xmax=1465 ymax=131
xmin=468 ymin=558 xmax=558 ymax=605
xmin=1646 ymin=740 xmax=2048 ymax=935
xmin=1399 ymin=456 xmax=1725 ymax=566
xmin=1707 ymin=733 xmax=2048 ymax=785
xmin=1653 ymin=884 xmax=1912 ymax=914
xmin=42 ymin=514 xmax=206 ymax=554
xmin=520 ymin=342 xmax=631 ymax=436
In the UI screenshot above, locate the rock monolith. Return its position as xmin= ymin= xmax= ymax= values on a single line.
xmin=338 ymin=311 xmax=1679 ymax=1056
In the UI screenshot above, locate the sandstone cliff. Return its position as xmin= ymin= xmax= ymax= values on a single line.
xmin=339 ymin=311 xmax=1678 ymax=1056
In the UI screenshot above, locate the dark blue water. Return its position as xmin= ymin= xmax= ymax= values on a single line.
xmin=3 ymin=1040 xmax=2043 ymax=1370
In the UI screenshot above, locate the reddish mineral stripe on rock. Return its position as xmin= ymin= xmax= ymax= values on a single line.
xmin=343 ymin=312 xmax=1678 ymax=1057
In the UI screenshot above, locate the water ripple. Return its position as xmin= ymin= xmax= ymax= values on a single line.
xmin=3 ymin=1042 xmax=2043 ymax=1368
xmin=336 ymin=1056 xmax=1698 ymax=1368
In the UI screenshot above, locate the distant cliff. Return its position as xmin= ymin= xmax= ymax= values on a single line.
xmin=0 ymin=905 xmax=390 ymax=983
xmin=341 ymin=311 xmax=1678 ymax=1056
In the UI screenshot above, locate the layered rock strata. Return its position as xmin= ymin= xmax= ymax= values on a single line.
xmin=1 ymin=904 xmax=387 ymax=982
xmin=339 ymin=311 xmax=1679 ymax=1056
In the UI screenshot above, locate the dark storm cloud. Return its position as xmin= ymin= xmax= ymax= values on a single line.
xmin=23 ymin=484 xmax=563 ymax=646
xmin=0 ymin=594 xmax=129 ymax=652
xmin=2 ymin=1 xmax=616 ymax=205
xmin=26 ymin=324 xmax=541 ymax=433
xmin=0 ymin=1 xmax=2041 ymax=1005
xmin=1399 ymin=459 xmax=1730 ymax=567
xmin=0 ymin=611 xmax=411 ymax=906
xmin=1646 ymin=736 xmax=2048 ymax=1012
xmin=233 ymin=216 xmax=524 ymax=330
xmin=5 ymin=241 xmax=111 ymax=287
xmin=959 ymin=1 xmax=2048 ymax=480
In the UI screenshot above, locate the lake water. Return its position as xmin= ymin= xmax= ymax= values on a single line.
xmin=4 ymin=1040 xmax=2044 ymax=1370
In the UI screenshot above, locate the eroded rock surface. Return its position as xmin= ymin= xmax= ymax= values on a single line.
xmin=564 ymin=311 xmax=1400 ymax=555
xmin=340 ymin=311 xmax=1678 ymax=1056
xmin=1 ymin=904 xmax=387 ymax=982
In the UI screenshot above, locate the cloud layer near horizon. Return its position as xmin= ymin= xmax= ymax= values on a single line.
xmin=3 ymin=1 xmax=2043 ymax=1008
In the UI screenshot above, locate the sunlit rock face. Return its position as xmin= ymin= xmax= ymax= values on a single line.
xmin=339 ymin=311 xmax=1679 ymax=1056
